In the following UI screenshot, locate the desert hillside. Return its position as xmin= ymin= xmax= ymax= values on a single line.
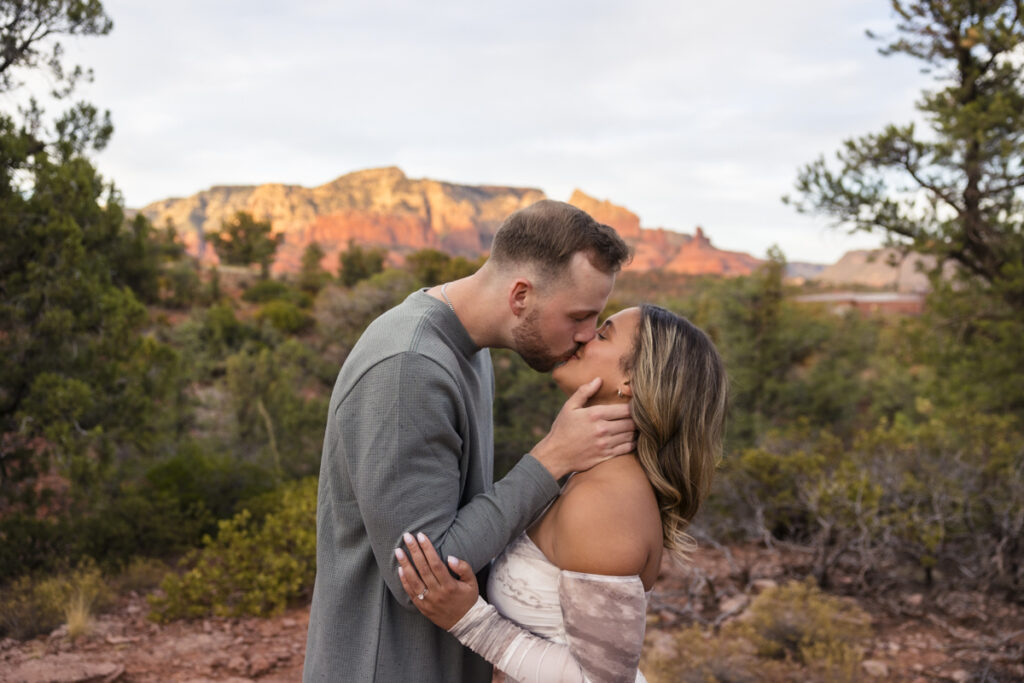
xmin=137 ymin=167 xmax=764 ymax=276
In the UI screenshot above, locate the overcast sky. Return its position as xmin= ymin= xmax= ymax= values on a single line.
xmin=40 ymin=0 xmax=931 ymax=263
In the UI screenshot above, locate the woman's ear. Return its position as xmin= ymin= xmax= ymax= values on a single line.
xmin=618 ymin=379 xmax=633 ymax=398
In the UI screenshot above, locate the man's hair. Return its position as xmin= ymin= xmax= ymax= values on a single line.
xmin=489 ymin=200 xmax=631 ymax=279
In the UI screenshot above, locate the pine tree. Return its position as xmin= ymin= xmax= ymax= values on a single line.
xmin=789 ymin=0 xmax=1024 ymax=415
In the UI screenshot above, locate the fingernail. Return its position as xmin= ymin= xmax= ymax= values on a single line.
xmin=395 ymin=548 xmax=406 ymax=561
xmin=448 ymin=556 xmax=458 ymax=566
xmin=403 ymin=532 xmax=414 ymax=545
xmin=416 ymin=532 xmax=428 ymax=543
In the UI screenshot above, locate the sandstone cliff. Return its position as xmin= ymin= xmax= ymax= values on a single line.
xmin=138 ymin=167 xmax=762 ymax=276
xmin=813 ymin=248 xmax=940 ymax=293
xmin=566 ymin=191 xmax=761 ymax=275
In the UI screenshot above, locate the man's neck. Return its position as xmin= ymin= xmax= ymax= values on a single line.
xmin=429 ymin=273 xmax=507 ymax=349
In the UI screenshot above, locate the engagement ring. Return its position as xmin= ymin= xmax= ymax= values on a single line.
xmin=416 ymin=589 xmax=428 ymax=600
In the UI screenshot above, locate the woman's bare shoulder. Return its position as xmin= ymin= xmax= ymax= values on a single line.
xmin=548 ymin=457 xmax=660 ymax=577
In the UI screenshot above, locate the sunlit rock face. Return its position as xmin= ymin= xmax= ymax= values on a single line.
xmin=137 ymin=167 xmax=760 ymax=276
xmin=659 ymin=226 xmax=763 ymax=275
xmin=568 ymin=189 xmax=643 ymax=239
xmin=812 ymin=248 xmax=947 ymax=293
xmin=567 ymin=191 xmax=761 ymax=275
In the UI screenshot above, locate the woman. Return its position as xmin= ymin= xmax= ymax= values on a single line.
xmin=395 ymin=304 xmax=727 ymax=682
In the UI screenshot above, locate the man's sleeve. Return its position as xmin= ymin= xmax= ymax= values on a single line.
xmin=339 ymin=352 xmax=560 ymax=608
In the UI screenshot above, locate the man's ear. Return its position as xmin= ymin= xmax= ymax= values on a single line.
xmin=508 ymin=278 xmax=532 ymax=317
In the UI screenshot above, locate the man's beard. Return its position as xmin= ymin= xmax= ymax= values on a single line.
xmin=512 ymin=308 xmax=567 ymax=372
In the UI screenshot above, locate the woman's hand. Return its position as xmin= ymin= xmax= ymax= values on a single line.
xmin=396 ymin=531 xmax=479 ymax=630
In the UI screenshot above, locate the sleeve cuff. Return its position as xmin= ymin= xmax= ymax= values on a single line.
xmin=517 ymin=452 xmax=560 ymax=499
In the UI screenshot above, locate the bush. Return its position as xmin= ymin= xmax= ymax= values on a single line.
xmin=0 ymin=514 xmax=73 ymax=582
xmin=256 ymin=300 xmax=313 ymax=334
xmin=642 ymin=625 xmax=771 ymax=683
xmin=242 ymin=279 xmax=312 ymax=308
xmin=144 ymin=445 xmax=278 ymax=525
xmin=732 ymin=578 xmax=869 ymax=679
xmin=0 ymin=559 xmax=112 ymax=640
xmin=149 ymin=477 xmax=317 ymax=620
xmin=160 ymin=261 xmax=201 ymax=309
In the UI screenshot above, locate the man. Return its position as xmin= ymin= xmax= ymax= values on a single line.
xmin=303 ymin=200 xmax=634 ymax=682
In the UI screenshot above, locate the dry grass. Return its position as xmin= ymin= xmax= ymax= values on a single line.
xmin=64 ymin=590 xmax=94 ymax=639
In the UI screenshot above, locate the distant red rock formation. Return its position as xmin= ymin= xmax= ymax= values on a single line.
xmin=568 ymin=189 xmax=642 ymax=239
xmin=660 ymin=226 xmax=763 ymax=275
xmin=137 ymin=167 xmax=761 ymax=277
xmin=567 ymin=192 xmax=762 ymax=275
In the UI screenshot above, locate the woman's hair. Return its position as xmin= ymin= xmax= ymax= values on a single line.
xmin=624 ymin=304 xmax=728 ymax=559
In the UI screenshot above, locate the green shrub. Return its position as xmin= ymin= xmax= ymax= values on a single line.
xmin=242 ymin=278 xmax=291 ymax=303
xmin=144 ymin=445 xmax=278 ymax=524
xmin=256 ymin=300 xmax=313 ymax=334
xmin=0 ymin=514 xmax=73 ymax=582
xmin=196 ymin=302 xmax=257 ymax=357
xmin=732 ymin=579 xmax=869 ymax=678
xmin=71 ymin=478 xmax=234 ymax=569
xmin=160 ymin=261 xmax=201 ymax=309
xmin=642 ymin=624 xmax=770 ymax=683
xmin=242 ymin=279 xmax=312 ymax=308
xmin=0 ymin=559 xmax=112 ymax=640
xmin=149 ymin=477 xmax=317 ymax=620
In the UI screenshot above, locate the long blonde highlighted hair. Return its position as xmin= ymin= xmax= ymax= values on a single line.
xmin=625 ymin=304 xmax=727 ymax=559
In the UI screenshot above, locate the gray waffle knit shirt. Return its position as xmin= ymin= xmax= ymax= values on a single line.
xmin=303 ymin=289 xmax=560 ymax=682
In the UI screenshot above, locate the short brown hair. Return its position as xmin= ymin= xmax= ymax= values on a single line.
xmin=489 ymin=200 xmax=631 ymax=279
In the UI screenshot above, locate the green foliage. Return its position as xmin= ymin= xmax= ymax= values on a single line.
xmin=149 ymin=477 xmax=317 ymax=620
xmin=314 ymin=269 xmax=419 ymax=359
xmin=735 ymin=579 xmax=869 ymax=678
xmin=224 ymin=340 xmax=331 ymax=477
xmin=644 ymin=585 xmax=870 ymax=683
xmin=172 ymin=302 xmax=258 ymax=377
xmin=688 ymin=252 xmax=878 ymax=447
xmin=206 ymin=211 xmax=282 ymax=278
xmin=705 ymin=426 xmax=829 ymax=544
xmin=0 ymin=138 xmax=186 ymax=515
xmin=256 ymin=299 xmax=313 ymax=334
xmin=144 ymin=445 xmax=277 ymax=521
xmin=160 ymin=261 xmax=202 ymax=309
xmin=0 ymin=1 xmax=113 ymax=100
xmin=788 ymin=0 xmax=1024 ymax=423
xmin=706 ymin=408 xmax=1024 ymax=591
xmin=0 ymin=558 xmax=112 ymax=640
xmin=789 ymin=0 xmax=1024 ymax=301
xmin=492 ymin=349 xmax=564 ymax=478
xmin=916 ymin=280 xmax=1024 ymax=418
xmin=246 ymin=278 xmax=294 ymax=303
xmin=404 ymin=248 xmax=483 ymax=286
xmin=643 ymin=624 xmax=779 ymax=683
xmin=0 ymin=515 xmax=73 ymax=582
xmin=70 ymin=485 xmax=213 ymax=571
xmin=241 ymin=278 xmax=310 ymax=306
xmin=338 ymin=239 xmax=387 ymax=286
xmin=298 ymin=241 xmax=332 ymax=293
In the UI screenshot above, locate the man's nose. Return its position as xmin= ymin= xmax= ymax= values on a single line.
xmin=574 ymin=325 xmax=596 ymax=344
